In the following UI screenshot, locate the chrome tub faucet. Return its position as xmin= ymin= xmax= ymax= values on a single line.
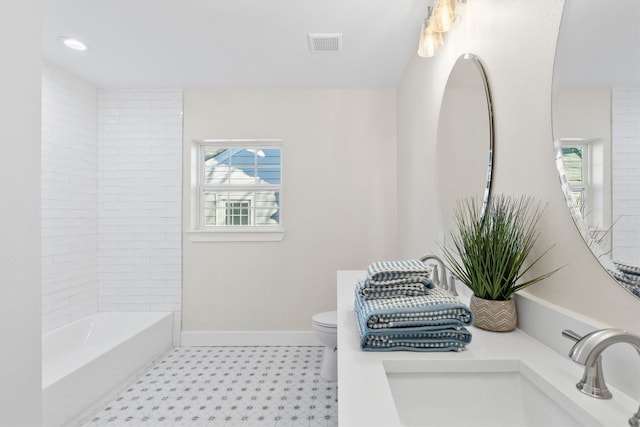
xmin=563 ymin=328 xmax=640 ymax=426
xmin=420 ymin=254 xmax=457 ymax=296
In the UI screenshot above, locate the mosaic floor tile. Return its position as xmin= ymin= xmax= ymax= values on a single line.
xmin=79 ymin=347 xmax=337 ymax=427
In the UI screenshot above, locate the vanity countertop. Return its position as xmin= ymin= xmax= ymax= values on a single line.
xmin=337 ymin=270 xmax=636 ymax=427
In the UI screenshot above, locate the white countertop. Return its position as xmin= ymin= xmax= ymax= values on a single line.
xmin=337 ymin=270 xmax=637 ymax=427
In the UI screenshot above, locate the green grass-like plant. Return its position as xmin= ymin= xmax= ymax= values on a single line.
xmin=441 ymin=194 xmax=560 ymax=301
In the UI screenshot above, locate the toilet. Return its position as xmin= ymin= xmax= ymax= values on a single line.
xmin=312 ymin=311 xmax=338 ymax=382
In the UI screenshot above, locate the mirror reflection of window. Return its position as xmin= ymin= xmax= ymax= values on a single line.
xmin=561 ymin=143 xmax=589 ymax=218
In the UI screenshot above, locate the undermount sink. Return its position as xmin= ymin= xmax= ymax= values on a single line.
xmin=384 ymin=359 xmax=598 ymax=427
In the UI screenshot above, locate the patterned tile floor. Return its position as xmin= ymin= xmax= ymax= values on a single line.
xmin=79 ymin=346 xmax=338 ymax=427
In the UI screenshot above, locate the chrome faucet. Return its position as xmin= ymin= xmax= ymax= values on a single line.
xmin=420 ymin=254 xmax=457 ymax=295
xmin=563 ymin=328 xmax=640 ymax=426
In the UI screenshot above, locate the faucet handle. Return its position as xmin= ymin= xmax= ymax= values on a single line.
xmin=562 ymin=329 xmax=582 ymax=342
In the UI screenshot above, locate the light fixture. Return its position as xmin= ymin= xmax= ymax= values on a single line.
xmin=417 ymin=0 xmax=464 ymax=58
xmin=431 ymin=0 xmax=456 ymax=33
xmin=60 ymin=37 xmax=87 ymax=51
xmin=418 ymin=11 xmax=443 ymax=58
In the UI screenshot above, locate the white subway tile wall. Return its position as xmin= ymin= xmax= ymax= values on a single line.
xmin=97 ymin=89 xmax=183 ymax=314
xmin=612 ymin=87 xmax=640 ymax=263
xmin=42 ymin=66 xmax=183 ymax=333
xmin=42 ymin=64 xmax=99 ymax=333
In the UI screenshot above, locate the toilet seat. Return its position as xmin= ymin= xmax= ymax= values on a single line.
xmin=312 ymin=311 xmax=337 ymax=329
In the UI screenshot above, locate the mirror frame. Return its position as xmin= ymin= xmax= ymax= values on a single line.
xmin=440 ymin=53 xmax=495 ymax=221
xmin=470 ymin=53 xmax=495 ymax=220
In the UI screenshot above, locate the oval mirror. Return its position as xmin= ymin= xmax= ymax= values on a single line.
xmin=552 ymin=0 xmax=640 ymax=298
xmin=437 ymin=53 xmax=494 ymax=232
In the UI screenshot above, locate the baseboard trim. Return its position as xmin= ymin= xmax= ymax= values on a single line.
xmin=181 ymin=330 xmax=321 ymax=347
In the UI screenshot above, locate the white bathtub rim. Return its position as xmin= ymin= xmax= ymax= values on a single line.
xmin=42 ymin=311 xmax=172 ymax=388
xmin=68 ymin=346 xmax=173 ymax=427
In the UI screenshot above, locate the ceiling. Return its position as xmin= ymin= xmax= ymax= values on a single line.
xmin=42 ymin=0 xmax=426 ymax=89
xmin=42 ymin=1 xmax=639 ymax=90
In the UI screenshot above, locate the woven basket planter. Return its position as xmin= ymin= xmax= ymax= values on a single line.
xmin=470 ymin=295 xmax=517 ymax=332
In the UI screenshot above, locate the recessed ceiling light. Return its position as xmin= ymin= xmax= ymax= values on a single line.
xmin=60 ymin=37 xmax=87 ymax=51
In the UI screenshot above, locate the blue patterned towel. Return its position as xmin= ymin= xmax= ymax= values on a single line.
xmin=354 ymin=282 xmax=473 ymax=352
xmin=355 ymin=281 xmax=473 ymax=330
xmin=358 ymin=277 xmax=434 ymax=299
xmin=367 ymin=259 xmax=433 ymax=284
xmin=360 ymin=259 xmax=435 ymax=299
xmin=356 ymin=324 xmax=472 ymax=352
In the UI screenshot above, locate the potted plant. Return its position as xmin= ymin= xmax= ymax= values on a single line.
xmin=441 ymin=194 xmax=560 ymax=332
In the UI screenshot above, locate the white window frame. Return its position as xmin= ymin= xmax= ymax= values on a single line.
xmin=188 ymin=139 xmax=284 ymax=242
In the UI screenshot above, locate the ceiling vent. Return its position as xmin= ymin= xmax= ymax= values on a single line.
xmin=307 ymin=33 xmax=342 ymax=53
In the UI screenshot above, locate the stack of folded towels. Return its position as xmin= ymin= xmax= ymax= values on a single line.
xmin=354 ymin=259 xmax=473 ymax=352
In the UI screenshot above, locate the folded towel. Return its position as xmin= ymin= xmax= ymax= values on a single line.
xmin=614 ymin=261 xmax=640 ymax=277
xmin=356 ymin=325 xmax=472 ymax=352
xmin=366 ymin=259 xmax=433 ymax=285
xmin=354 ymin=281 xmax=473 ymax=331
xmin=354 ymin=283 xmax=473 ymax=352
xmin=360 ymin=259 xmax=435 ymax=299
xmin=358 ymin=277 xmax=434 ymax=299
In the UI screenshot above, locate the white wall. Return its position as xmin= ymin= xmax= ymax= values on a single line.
xmin=42 ymin=63 xmax=99 ymax=333
xmin=0 ymin=0 xmax=43 ymax=424
xmin=397 ymin=0 xmax=640 ymax=331
xmin=182 ymin=89 xmax=397 ymax=332
xmin=612 ymin=87 xmax=640 ymax=264
xmin=97 ymin=89 xmax=182 ymax=318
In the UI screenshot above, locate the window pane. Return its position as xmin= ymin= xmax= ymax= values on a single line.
xmin=572 ymin=188 xmax=585 ymax=216
xmin=203 ymin=190 xmax=220 ymax=226
xmin=203 ymin=147 xmax=228 ymax=162
xmin=204 ymin=148 xmax=230 ymax=185
xmin=255 ymin=191 xmax=280 ymax=225
xmin=257 ymin=167 xmax=281 ymax=184
xmin=230 ymin=148 xmax=255 ymax=166
xmin=229 ymin=167 xmax=257 ymax=185
xmin=561 ymin=146 xmax=584 ymax=184
xmin=261 ymin=149 xmax=281 ymax=165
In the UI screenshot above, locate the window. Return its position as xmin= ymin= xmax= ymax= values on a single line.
xmin=190 ymin=140 xmax=283 ymax=241
xmin=561 ymin=142 xmax=589 ymax=218
xmin=223 ymin=200 xmax=251 ymax=226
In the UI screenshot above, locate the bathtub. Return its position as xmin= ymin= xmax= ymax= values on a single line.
xmin=42 ymin=312 xmax=173 ymax=427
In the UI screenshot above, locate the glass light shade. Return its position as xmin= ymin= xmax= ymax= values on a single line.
xmin=418 ymin=20 xmax=443 ymax=58
xmin=432 ymin=0 xmax=455 ymax=33
xmin=61 ymin=37 xmax=87 ymax=51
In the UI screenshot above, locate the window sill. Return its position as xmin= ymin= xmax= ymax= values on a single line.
xmin=186 ymin=227 xmax=286 ymax=242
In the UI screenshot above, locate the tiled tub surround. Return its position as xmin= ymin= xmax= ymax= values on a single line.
xmin=612 ymin=87 xmax=640 ymax=263
xmin=79 ymin=346 xmax=338 ymax=427
xmin=42 ymin=64 xmax=99 ymax=333
xmin=97 ymin=89 xmax=182 ymax=316
xmin=42 ymin=312 xmax=173 ymax=427
xmin=337 ymin=271 xmax=637 ymax=427
xmin=42 ymin=65 xmax=183 ymax=337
